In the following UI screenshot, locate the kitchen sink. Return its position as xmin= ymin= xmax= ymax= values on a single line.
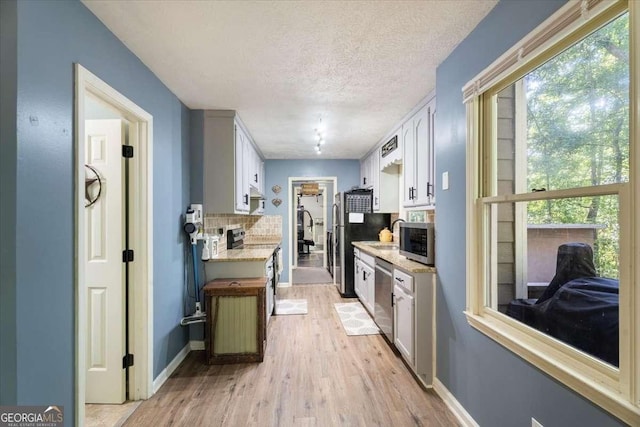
xmin=368 ymin=244 xmax=399 ymax=251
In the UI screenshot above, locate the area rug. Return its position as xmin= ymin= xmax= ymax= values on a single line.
xmin=334 ymin=302 xmax=380 ymax=336
xmin=275 ymin=299 xmax=308 ymax=315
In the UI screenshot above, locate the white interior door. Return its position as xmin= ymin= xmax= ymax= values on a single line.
xmin=84 ymin=119 xmax=126 ymax=404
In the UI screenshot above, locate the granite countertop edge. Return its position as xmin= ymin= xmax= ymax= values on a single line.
xmin=352 ymin=241 xmax=436 ymax=274
xmin=206 ymin=241 xmax=281 ymax=263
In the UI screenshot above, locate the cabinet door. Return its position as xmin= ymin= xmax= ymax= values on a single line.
xmin=259 ymin=161 xmax=265 ymax=195
xmin=360 ymin=159 xmax=367 ymax=188
xmin=402 ymin=121 xmax=415 ymax=206
xmin=364 ymin=263 xmax=375 ymax=314
xmin=413 ymin=105 xmax=430 ymax=206
xmin=372 ymin=150 xmax=380 ymax=211
xmin=248 ymin=143 xmax=258 ymax=190
xmin=235 ymin=126 xmax=248 ymax=212
xmin=428 ymin=104 xmax=436 ymax=206
xmin=354 ymin=257 xmax=362 ymax=299
xmin=394 ymin=284 xmax=414 ymax=365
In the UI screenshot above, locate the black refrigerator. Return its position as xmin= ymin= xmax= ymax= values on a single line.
xmin=333 ymin=189 xmax=390 ymax=297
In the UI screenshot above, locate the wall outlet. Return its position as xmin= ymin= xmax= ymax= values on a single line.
xmin=531 ymin=418 xmax=543 ymax=427
xmin=442 ymin=171 xmax=449 ymax=190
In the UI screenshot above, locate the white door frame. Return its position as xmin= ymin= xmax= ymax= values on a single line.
xmin=74 ymin=64 xmax=154 ymax=423
xmin=287 ymin=177 xmax=337 ymax=285
xmin=293 ymin=185 xmax=301 ymax=268
xmin=321 ymin=187 xmax=327 ymax=269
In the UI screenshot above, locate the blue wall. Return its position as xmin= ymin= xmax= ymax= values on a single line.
xmin=1 ymin=0 xmax=191 ymax=422
xmin=435 ymin=1 xmax=625 ymax=425
xmin=0 ymin=0 xmax=18 ymax=405
xmin=264 ymin=160 xmax=360 ymax=283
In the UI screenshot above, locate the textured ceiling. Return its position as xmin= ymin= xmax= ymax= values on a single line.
xmin=82 ymin=0 xmax=497 ymax=159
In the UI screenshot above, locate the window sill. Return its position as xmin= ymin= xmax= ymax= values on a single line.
xmin=464 ymin=310 xmax=640 ymax=425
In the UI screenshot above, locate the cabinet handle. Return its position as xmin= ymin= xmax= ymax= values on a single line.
xmin=427 ymin=182 xmax=433 ymax=197
xmin=244 ymin=194 xmax=249 ymax=205
xmin=363 ymin=177 xmax=367 ymax=186
xmin=254 ymin=173 xmax=258 ymax=183
xmin=396 ymin=277 xmax=404 ymax=283
xmin=391 ymin=292 xmax=395 ymax=307
xmin=408 ymin=187 xmax=413 ymax=200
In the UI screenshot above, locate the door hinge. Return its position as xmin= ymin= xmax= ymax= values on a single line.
xmin=123 ymin=353 xmax=134 ymax=369
xmin=122 ymin=249 xmax=134 ymax=263
xmin=122 ymin=145 xmax=134 ymax=158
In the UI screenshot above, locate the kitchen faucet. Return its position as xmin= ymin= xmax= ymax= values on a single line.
xmin=391 ymin=218 xmax=405 ymax=231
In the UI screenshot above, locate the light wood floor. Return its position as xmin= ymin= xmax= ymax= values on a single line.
xmin=86 ymin=401 xmax=141 ymax=426
xmin=124 ymin=284 xmax=459 ymax=426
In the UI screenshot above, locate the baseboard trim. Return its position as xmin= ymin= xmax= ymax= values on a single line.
xmin=433 ymin=378 xmax=478 ymax=427
xmin=190 ymin=340 xmax=205 ymax=351
xmin=152 ymin=342 xmax=190 ymax=394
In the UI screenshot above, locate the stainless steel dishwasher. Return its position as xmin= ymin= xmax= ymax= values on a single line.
xmin=374 ymin=258 xmax=394 ymax=344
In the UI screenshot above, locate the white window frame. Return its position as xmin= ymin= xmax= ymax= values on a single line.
xmin=463 ymin=0 xmax=640 ymax=424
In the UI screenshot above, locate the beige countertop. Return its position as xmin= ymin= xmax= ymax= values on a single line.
xmin=352 ymin=241 xmax=436 ymax=273
xmin=207 ymin=241 xmax=280 ymax=263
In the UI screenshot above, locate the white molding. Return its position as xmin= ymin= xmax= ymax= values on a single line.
xmin=152 ymin=343 xmax=190 ymax=394
xmin=75 ymin=63 xmax=154 ymax=425
xmin=462 ymin=0 xmax=623 ymax=102
xmin=433 ymin=378 xmax=479 ymax=427
xmin=190 ymin=340 xmax=205 ymax=351
xmin=277 ymin=281 xmax=292 ymax=288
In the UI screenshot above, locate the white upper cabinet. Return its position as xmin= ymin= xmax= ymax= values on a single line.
xmin=403 ymin=96 xmax=436 ymax=208
xmin=235 ymin=125 xmax=250 ymax=212
xmin=360 ymin=143 xmax=399 ymax=213
xmin=248 ymin=142 xmax=264 ymax=197
xmin=201 ymin=110 xmax=263 ymax=214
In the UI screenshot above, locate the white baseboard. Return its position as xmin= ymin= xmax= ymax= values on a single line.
xmin=152 ymin=342 xmax=190 ymax=394
xmin=433 ymin=377 xmax=478 ymax=427
xmin=277 ymin=282 xmax=291 ymax=288
xmin=190 ymin=340 xmax=205 ymax=351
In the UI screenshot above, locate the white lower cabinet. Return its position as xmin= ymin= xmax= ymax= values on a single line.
xmin=361 ymin=263 xmax=375 ymax=314
xmin=354 ymin=250 xmax=362 ymax=299
xmin=356 ymin=251 xmax=375 ymax=315
xmin=393 ymin=267 xmax=435 ymax=387
xmin=394 ymin=283 xmax=414 ymax=364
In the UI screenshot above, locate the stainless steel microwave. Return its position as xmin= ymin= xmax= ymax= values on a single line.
xmin=399 ymin=222 xmax=434 ymax=266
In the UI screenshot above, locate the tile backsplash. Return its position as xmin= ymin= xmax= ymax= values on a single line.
xmin=204 ymin=214 xmax=283 ymax=248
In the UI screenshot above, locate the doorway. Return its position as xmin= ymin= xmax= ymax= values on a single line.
xmin=75 ymin=64 xmax=153 ymax=424
xmin=289 ymin=177 xmax=336 ymax=285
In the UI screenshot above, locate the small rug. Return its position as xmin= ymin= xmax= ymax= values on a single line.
xmin=334 ymin=302 xmax=380 ymax=336
xmin=275 ymin=299 xmax=308 ymax=315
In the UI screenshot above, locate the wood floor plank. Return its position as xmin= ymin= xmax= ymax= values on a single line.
xmin=124 ymin=284 xmax=459 ymax=426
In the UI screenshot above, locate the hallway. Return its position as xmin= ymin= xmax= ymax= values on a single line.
xmin=293 ymin=252 xmax=333 ymax=285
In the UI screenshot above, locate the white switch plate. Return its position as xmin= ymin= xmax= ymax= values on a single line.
xmin=442 ymin=171 xmax=449 ymax=190
xmin=531 ymin=417 xmax=543 ymax=427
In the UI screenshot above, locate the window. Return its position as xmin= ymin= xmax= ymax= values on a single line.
xmin=464 ymin=0 xmax=639 ymax=423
